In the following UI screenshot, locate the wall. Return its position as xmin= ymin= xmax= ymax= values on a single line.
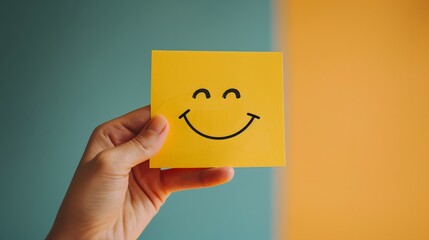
xmin=0 ymin=1 xmax=274 ymax=239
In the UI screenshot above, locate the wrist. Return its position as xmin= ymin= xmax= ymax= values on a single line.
xmin=46 ymin=228 xmax=73 ymax=240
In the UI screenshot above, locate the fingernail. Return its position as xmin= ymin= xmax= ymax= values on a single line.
xmin=146 ymin=115 xmax=168 ymax=134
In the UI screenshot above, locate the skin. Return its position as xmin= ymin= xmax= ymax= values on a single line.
xmin=47 ymin=105 xmax=234 ymax=240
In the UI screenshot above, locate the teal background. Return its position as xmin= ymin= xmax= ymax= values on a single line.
xmin=0 ymin=1 xmax=273 ymax=239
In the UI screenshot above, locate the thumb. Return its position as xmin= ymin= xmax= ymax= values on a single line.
xmin=96 ymin=115 xmax=169 ymax=171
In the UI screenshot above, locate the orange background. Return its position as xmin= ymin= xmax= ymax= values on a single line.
xmin=276 ymin=0 xmax=429 ymax=239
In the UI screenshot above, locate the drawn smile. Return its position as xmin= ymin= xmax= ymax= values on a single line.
xmin=179 ymin=109 xmax=260 ymax=140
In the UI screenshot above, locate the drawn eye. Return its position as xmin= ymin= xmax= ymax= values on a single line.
xmin=222 ymin=88 xmax=241 ymax=99
xmin=192 ymin=88 xmax=211 ymax=99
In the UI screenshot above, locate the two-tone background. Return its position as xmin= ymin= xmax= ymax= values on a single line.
xmin=1 ymin=0 xmax=428 ymax=239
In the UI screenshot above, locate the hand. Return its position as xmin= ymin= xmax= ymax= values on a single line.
xmin=47 ymin=105 xmax=234 ymax=239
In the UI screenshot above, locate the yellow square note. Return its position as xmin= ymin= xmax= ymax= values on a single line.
xmin=150 ymin=50 xmax=285 ymax=168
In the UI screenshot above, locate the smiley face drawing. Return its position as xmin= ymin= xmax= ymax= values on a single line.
xmin=151 ymin=50 xmax=285 ymax=168
xmin=179 ymin=88 xmax=260 ymax=140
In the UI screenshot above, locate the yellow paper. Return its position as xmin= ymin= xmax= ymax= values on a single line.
xmin=150 ymin=50 xmax=285 ymax=168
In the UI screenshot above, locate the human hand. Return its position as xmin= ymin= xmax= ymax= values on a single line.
xmin=47 ymin=105 xmax=234 ymax=239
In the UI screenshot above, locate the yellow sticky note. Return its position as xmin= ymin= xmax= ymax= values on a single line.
xmin=150 ymin=50 xmax=285 ymax=168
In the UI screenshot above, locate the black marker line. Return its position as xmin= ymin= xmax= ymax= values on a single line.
xmin=222 ymin=88 xmax=241 ymax=99
xmin=178 ymin=109 xmax=260 ymax=140
xmin=192 ymin=88 xmax=211 ymax=99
